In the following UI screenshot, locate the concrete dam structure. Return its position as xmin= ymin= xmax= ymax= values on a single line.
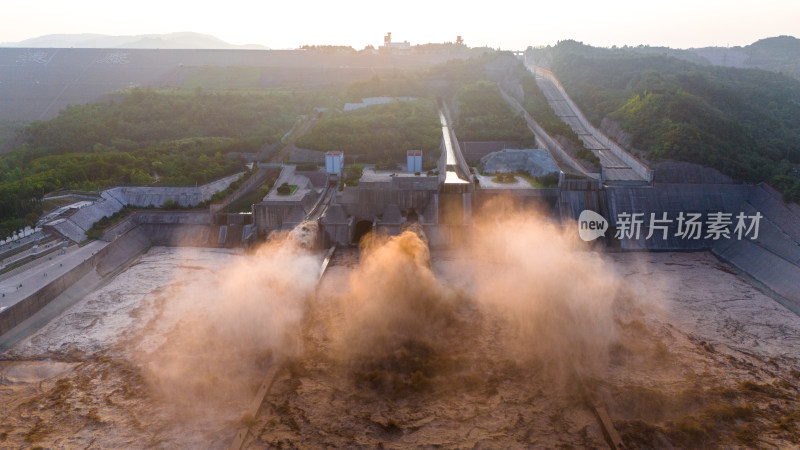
xmin=244 ymin=95 xmax=800 ymax=315
xmin=252 ymin=103 xmax=476 ymax=247
xmin=8 ymin=83 xmax=797 ymax=356
xmin=2 ymin=79 xmax=800 ymax=450
xmin=43 ymin=173 xmax=243 ymax=244
xmin=0 ymin=210 xmax=213 ymax=345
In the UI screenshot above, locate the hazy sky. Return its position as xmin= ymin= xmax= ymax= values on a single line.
xmin=4 ymin=0 xmax=799 ymax=49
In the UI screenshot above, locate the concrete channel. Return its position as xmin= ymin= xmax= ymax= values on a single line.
xmin=0 ymin=211 xmax=215 ymax=349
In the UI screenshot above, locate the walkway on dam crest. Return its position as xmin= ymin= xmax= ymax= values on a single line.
xmin=0 ymin=241 xmax=106 ymax=313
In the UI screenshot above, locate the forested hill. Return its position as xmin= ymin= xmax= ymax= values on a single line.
xmin=693 ymin=36 xmax=800 ymax=80
xmin=0 ymin=88 xmax=316 ymax=235
xmin=527 ymin=41 xmax=800 ymax=202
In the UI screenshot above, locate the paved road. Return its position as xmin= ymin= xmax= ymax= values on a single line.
xmin=0 ymin=231 xmax=47 ymax=259
xmin=1 ymin=240 xmax=63 ymax=268
xmin=529 ymin=66 xmax=646 ymax=182
xmin=0 ymin=240 xmax=106 ymax=312
xmin=270 ymin=110 xmax=321 ymax=164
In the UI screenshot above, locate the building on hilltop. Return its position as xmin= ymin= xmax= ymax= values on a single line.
xmin=382 ymin=32 xmax=410 ymax=50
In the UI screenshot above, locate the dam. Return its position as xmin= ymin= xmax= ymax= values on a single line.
xmin=3 ymin=185 xmax=799 ymax=447
xmin=4 ymin=87 xmax=800 ymax=347
xmin=1 ymin=62 xmax=800 ymax=449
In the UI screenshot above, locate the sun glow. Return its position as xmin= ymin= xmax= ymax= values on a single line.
xmin=3 ymin=0 xmax=799 ymax=50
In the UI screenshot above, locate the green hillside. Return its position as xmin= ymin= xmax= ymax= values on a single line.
xmin=528 ymin=41 xmax=800 ymax=201
xmin=296 ymin=99 xmax=441 ymax=166
xmin=455 ymin=80 xmax=535 ymax=145
xmin=0 ymin=88 xmax=315 ymax=236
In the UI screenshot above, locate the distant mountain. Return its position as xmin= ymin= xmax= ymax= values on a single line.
xmin=690 ymin=36 xmax=800 ymax=79
xmin=0 ymin=32 xmax=268 ymax=50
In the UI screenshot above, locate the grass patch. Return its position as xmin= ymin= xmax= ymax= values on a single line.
xmin=224 ymin=185 xmax=269 ymax=212
xmin=276 ymin=182 xmax=298 ymax=196
xmin=491 ymin=172 xmax=517 ymax=184
xmin=224 ymin=174 xmax=278 ymax=212
xmin=85 ymin=205 xmax=136 ymax=239
xmin=517 ymin=171 xmax=560 ymax=188
xmin=577 ymin=147 xmax=601 ymax=167
xmin=343 ymin=163 xmax=364 ymax=188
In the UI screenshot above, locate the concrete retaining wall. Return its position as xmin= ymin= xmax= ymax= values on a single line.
xmin=0 ymin=214 xmax=215 ymax=337
xmin=334 ymin=175 xmax=439 ymax=222
xmin=132 ymin=211 xmax=211 ymax=225
xmin=338 ymin=186 xmax=437 ymax=220
xmin=711 ymin=184 xmax=800 ymax=312
xmin=0 ymin=227 xmax=145 ymax=336
xmin=604 ymin=183 xmax=752 ymax=250
xmin=144 ymin=224 xmax=212 ymax=247
xmin=69 ymin=191 xmax=126 ymax=231
xmin=0 ymin=254 xmax=95 ymax=336
xmin=112 ymin=184 xmax=212 ymax=208
xmin=210 ymin=168 xmax=277 ymax=216
xmin=424 ymin=225 xmax=468 ymax=249
xmin=108 ymin=173 xmax=243 ymax=208
xmin=561 ymin=189 xmax=604 ymax=221
xmin=320 ymin=223 xmax=352 ymax=247
xmin=713 ymin=238 xmax=800 ymax=314
xmin=47 ymin=174 xmax=241 ymax=243
xmin=95 ymin=226 xmax=152 ymax=277
xmin=49 ymin=219 xmax=87 ymax=244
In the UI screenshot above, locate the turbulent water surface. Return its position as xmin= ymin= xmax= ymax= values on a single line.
xmin=1 ymin=235 xmax=799 ymax=448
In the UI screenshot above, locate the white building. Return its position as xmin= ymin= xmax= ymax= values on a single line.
xmin=381 ymin=32 xmax=410 ymax=50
